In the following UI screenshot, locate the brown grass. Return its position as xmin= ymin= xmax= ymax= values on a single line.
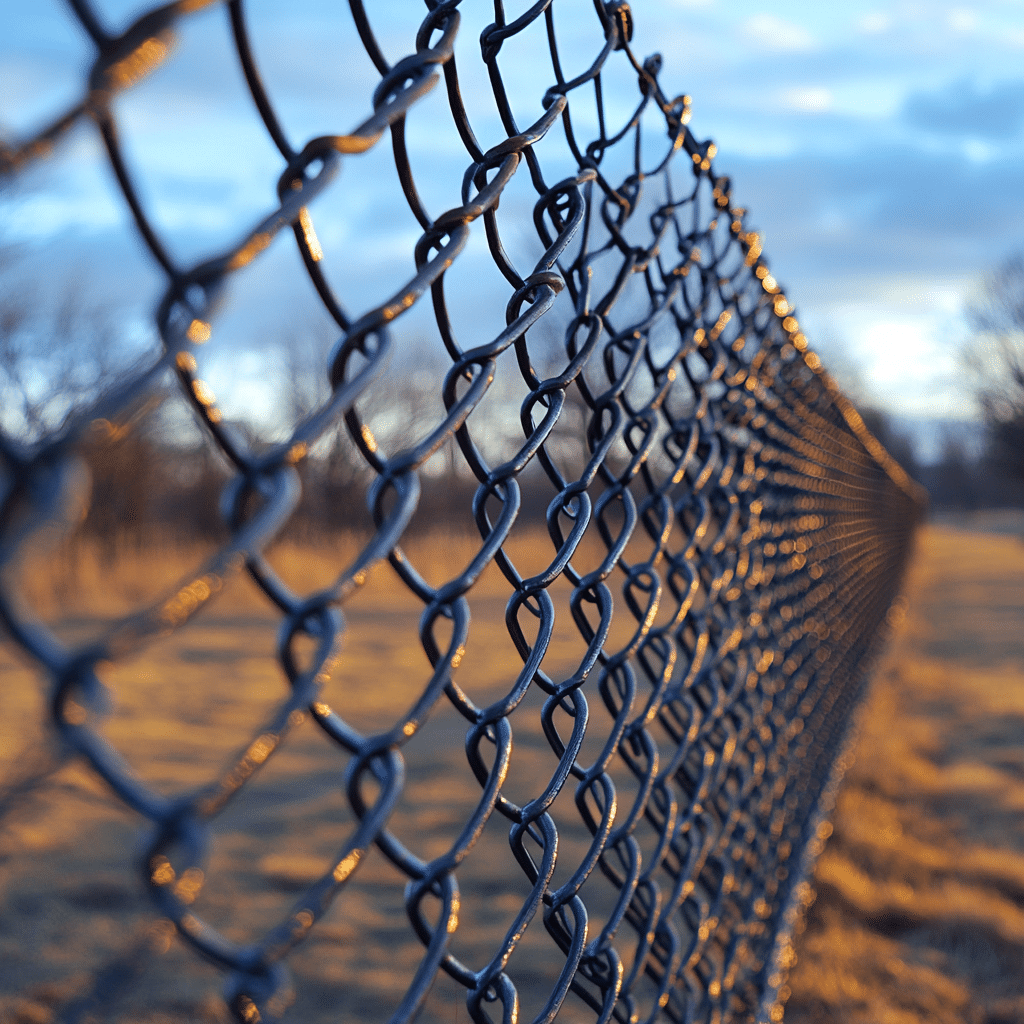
xmin=786 ymin=518 xmax=1024 ymax=1024
xmin=2 ymin=521 xmax=1023 ymax=1022
xmin=0 ymin=528 xmax=640 ymax=1024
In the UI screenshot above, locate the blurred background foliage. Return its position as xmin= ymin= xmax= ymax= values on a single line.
xmin=3 ymin=244 xmax=1020 ymax=556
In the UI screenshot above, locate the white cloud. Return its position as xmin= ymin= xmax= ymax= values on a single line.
xmin=779 ymin=87 xmax=833 ymax=113
xmin=740 ymin=14 xmax=816 ymax=52
xmin=947 ymin=8 xmax=978 ymax=32
xmin=858 ymin=12 xmax=892 ymax=34
xmin=796 ymin=273 xmax=979 ymax=419
xmin=828 ymin=306 xmax=971 ymax=419
xmin=963 ymin=138 xmax=997 ymax=162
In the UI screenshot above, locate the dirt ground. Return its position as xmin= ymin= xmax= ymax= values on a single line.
xmin=786 ymin=514 xmax=1024 ymax=1024
xmin=1 ymin=518 xmax=1022 ymax=1023
xmin=0 ymin=532 xmax=690 ymax=1024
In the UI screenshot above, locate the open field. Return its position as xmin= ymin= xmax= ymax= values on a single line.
xmin=1 ymin=520 xmax=1022 ymax=1022
xmin=787 ymin=517 xmax=1024 ymax=1024
xmin=0 ymin=531 xmax=684 ymax=1024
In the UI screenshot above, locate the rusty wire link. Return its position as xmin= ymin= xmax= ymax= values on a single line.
xmin=0 ymin=1 xmax=923 ymax=1023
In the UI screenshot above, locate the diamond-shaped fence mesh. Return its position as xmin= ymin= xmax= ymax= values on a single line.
xmin=0 ymin=2 xmax=924 ymax=1022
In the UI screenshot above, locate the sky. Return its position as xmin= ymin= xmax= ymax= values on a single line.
xmin=2 ymin=0 xmax=1024 ymax=455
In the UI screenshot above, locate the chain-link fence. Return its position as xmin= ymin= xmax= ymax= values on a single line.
xmin=0 ymin=2 xmax=924 ymax=1022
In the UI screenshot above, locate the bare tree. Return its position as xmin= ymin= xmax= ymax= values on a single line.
xmin=965 ymin=252 xmax=1024 ymax=478
xmin=0 ymin=244 xmax=230 ymax=551
xmin=0 ymin=250 xmax=128 ymax=443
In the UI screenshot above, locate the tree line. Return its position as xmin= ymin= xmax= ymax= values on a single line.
xmin=4 ymin=248 xmax=1024 ymax=552
xmin=884 ymin=250 xmax=1024 ymax=510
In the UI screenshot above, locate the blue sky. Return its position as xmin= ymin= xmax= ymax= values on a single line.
xmin=3 ymin=0 xmax=1024 ymax=440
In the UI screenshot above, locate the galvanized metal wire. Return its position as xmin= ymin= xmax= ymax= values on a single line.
xmin=0 ymin=2 xmax=923 ymax=1022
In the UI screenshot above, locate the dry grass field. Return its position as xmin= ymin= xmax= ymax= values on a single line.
xmin=0 ymin=531 xmax=673 ymax=1024
xmin=1 ymin=517 xmax=1022 ymax=1023
xmin=787 ymin=514 xmax=1024 ymax=1024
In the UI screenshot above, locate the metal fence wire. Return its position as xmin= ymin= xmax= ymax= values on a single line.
xmin=0 ymin=2 xmax=924 ymax=1023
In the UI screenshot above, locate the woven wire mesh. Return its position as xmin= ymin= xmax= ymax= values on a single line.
xmin=0 ymin=2 xmax=924 ymax=1022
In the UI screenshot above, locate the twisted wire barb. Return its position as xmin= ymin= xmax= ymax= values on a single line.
xmin=0 ymin=2 xmax=923 ymax=1022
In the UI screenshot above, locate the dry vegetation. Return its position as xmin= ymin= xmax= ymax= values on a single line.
xmin=787 ymin=513 xmax=1024 ymax=1024
xmin=0 ymin=530 xmax=650 ymax=1024
xmin=1 ymin=518 xmax=1022 ymax=1022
